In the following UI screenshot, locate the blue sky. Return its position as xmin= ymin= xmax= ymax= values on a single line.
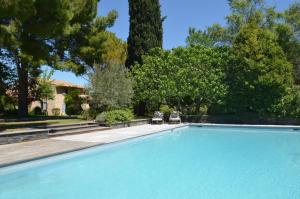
xmin=52 ymin=0 xmax=297 ymax=86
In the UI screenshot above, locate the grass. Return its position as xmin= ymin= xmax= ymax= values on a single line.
xmin=0 ymin=118 xmax=87 ymax=133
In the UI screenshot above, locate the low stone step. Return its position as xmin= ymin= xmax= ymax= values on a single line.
xmin=33 ymin=122 xmax=97 ymax=129
xmin=49 ymin=124 xmax=100 ymax=132
xmin=48 ymin=126 xmax=110 ymax=137
xmin=0 ymin=129 xmax=50 ymax=145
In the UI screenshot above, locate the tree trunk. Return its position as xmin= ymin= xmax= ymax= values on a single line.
xmin=17 ymin=62 xmax=29 ymax=117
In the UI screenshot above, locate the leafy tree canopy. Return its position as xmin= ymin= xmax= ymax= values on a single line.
xmin=132 ymin=46 xmax=229 ymax=114
xmin=226 ymin=21 xmax=294 ymax=114
xmin=0 ymin=0 xmax=117 ymax=116
xmin=187 ymin=0 xmax=300 ymax=84
xmin=37 ymin=69 xmax=55 ymax=102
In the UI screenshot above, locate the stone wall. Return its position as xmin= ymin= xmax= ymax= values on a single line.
xmin=0 ymin=131 xmax=49 ymax=145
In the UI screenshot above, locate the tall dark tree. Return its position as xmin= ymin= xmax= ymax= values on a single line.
xmin=126 ymin=0 xmax=164 ymax=115
xmin=126 ymin=0 xmax=164 ymax=68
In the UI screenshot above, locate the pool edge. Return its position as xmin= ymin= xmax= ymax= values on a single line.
xmin=0 ymin=124 xmax=189 ymax=169
xmin=2 ymin=123 xmax=300 ymax=168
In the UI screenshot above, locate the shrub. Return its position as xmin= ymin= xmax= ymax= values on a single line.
xmin=199 ymin=105 xmax=208 ymax=115
xmin=82 ymin=109 xmax=99 ymax=120
xmin=95 ymin=112 xmax=107 ymax=123
xmin=89 ymin=64 xmax=134 ymax=111
xmin=65 ymin=90 xmax=83 ymax=116
xmin=271 ymin=87 xmax=300 ymax=117
xmin=95 ymin=109 xmax=134 ymax=126
xmin=31 ymin=107 xmax=43 ymax=115
xmin=159 ymin=104 xmax=174 ymax=121
xmin=52 ymin=108 xmax=60 ymax=116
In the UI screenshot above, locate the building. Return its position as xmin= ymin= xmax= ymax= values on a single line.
xmin=29 ymin=80 xmax=89 ymax=116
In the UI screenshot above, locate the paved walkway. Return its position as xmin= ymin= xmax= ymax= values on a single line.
xmin=0 ymin=124 xmax=184 ymax=167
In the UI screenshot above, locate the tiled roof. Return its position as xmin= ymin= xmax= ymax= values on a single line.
xmin=51 ymin=80 xmax=84 ymax=89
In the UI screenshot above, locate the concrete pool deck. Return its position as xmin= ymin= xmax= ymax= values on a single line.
xmin=0 ymin=124 xmax=185 ymax=167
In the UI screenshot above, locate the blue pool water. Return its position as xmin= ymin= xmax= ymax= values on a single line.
xmin=1 ymin=126 xmax=300 ymax=199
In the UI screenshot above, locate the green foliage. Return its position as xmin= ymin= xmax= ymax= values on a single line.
xmin=226 ymin=22 xmax=293 ymax=114
xmin=95 ymin=109 xmax=134 ymax=126
xmin=133 ymin=46 xmax=228 ymax=114
xmin=126 ymin=0 xmax=164 ymax=68
xmin=159 ymin=104 xmax=174 ymax=120
xmin=271 ymin=86 xmax=300 ymax=117
xmin=64 ymin=10 xmax=118 ymax=74
xmin=102 ymin=32 xmax=127 ymax=65
xmin=226 ymin=0 xmax=265 ymax=36
xmin=81 ymin=109 xmax=99 ymax=120
xmin=0 ymin=60 xmax=16 ymax=114
xmin=284 ymin=2 xmax=300 ymax=33
xmin=89 ymin=64 xmax=134 ymax=111
xmin=0 ymin=0 xmax=116 ymax=116
xmin=95 ymin=112 xmax=107 ymax=123
xmin=186 ymin=24 xmax=228 ymax=47
xmin=159 ymin=105 xmax=173 ymax=115
xmin=183 ymin=0 xmax=300 ymax=117
xmin=30 ymin=107 xmax=43 ymax=116
xmin=36 ymin=69 xmax=54 ymax=104
xmin=65 ymin=90 xmax=83 ymax=116
xmin=280 ymin=3 xmax=300 ymax=83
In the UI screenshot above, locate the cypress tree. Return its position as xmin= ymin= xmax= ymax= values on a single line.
xmin=126 ymin=0 xmax=163 ymax=68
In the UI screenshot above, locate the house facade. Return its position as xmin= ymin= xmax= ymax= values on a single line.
xmin=29 ymin=80 xmax=89 ymax=116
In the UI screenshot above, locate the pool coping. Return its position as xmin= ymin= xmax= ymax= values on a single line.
xmin=1 ymin=123 xmax=300 ymax=169
xmin=0 ymin=124 xmax=188 ymax=168
xmin=190 ymin=123 xmax=300 ymax=129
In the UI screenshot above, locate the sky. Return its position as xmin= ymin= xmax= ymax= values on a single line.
xmin=51 ymin=0 xmax=297 ymax=86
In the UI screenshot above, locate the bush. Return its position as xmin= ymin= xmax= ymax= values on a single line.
xmin=65 ymin=90 xmax=83 ymax=116
xmin=159 ymin=104 xmax=174 ymax=121
xmin=95 ymin=109 xmax=134 ymax=126
xmin=82 ymin=109 xmax=99 ymax=120
xmin=95 ymin=112 xmax=107 ymax=123
xmin=31 ymin=107 xmax=43 ymax=115
xmin=199 ymin=105 xmax=208 ymax=115
xmin=52 ymin=108 xmax=60 ymax=116
xmin=271 ymin=87 xmax=300 ymax=117
xmin=89 ymin=64 xmax=134 ymax=111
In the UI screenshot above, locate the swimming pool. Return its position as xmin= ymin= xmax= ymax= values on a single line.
xmin=0 ymin=125 xmax=300 ymax=199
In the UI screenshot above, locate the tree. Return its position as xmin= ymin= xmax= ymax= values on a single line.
xmin=226 ymin=21 xmax=293 ymax=114
xmin=280 ymin=2 xmax=300 ymax=83
xmin=188 ymin=0 xmax=300 ymax=86
xmin=0 ymin=48 xmax=17 ymax=114
xmin=226 ymin=0 xmax=265 ymax=36
xmin=186 ymin=24 xmax=229 ymax=47
xmin=102 ymin=32 xmax=127 ymax=65
xmin=89 ymin=64 xmax=134 ymax=112
xmin=0 ymin=61 xmax=15 ymax=114
xmin=36 ymin=69 xmax=55 ymax=113
xmin=132 ymin=47 xmax=228 ymax=114
xmin=86 ymin=32 xmax=129 ymax=114
xmin=0 ymin=0 xmax=116 ymax=117
xmin=63 ymin=10 xmax=118 ymax=75
xmin=65 ymin=89 xmax=83 ymax=116
xmin=126 ymin=0 xmax=164 ymax=68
